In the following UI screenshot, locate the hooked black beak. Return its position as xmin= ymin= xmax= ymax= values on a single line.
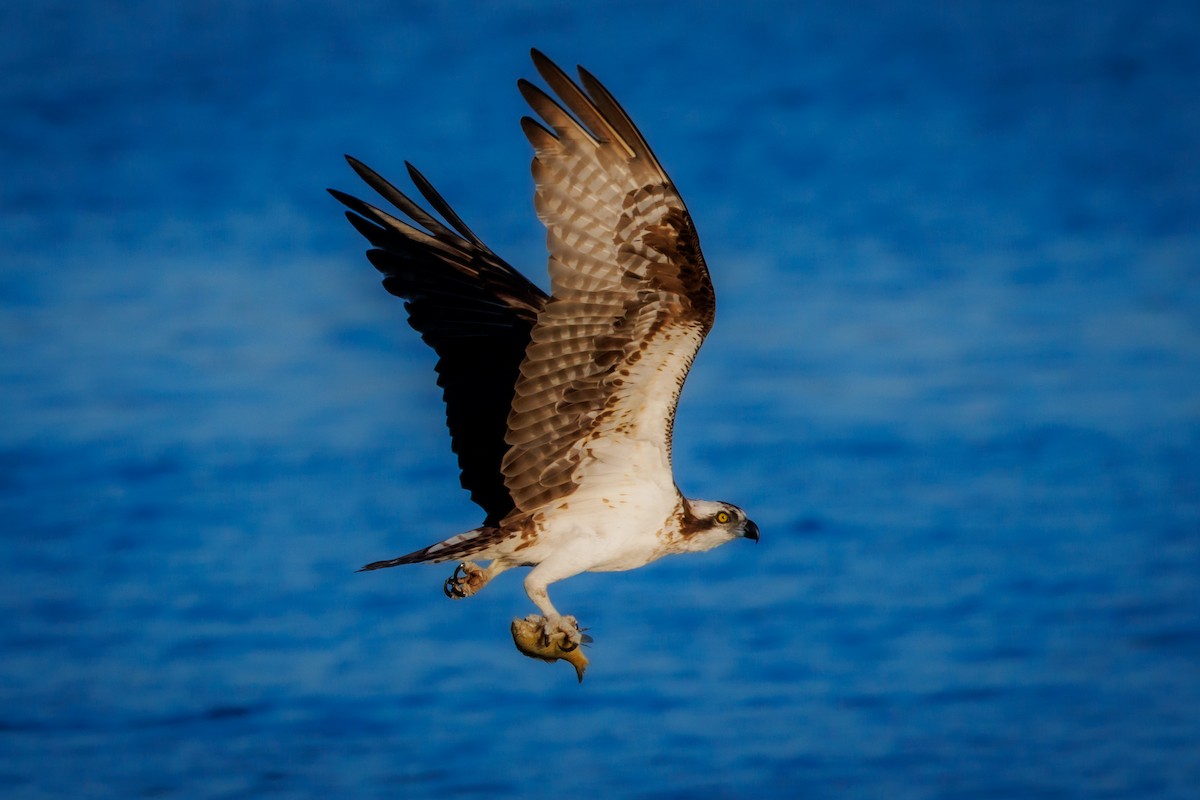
xmin=742 ymin=519 xmax=760 ymax=543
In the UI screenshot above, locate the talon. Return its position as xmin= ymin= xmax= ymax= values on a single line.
xmin=443 ymin=563 xmax=468 ymax=598
xmin=443 ymin=562 xmax=490 ymax=600
xmin=559 ymin=638 xmax=579 ymax=653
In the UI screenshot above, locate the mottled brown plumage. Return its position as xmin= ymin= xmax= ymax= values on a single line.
xmin=500 ymin=52 xmax=716 ymax=517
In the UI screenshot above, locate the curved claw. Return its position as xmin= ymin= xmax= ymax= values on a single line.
xmin=443 ymin=563 xmax=468 ymax=598
xmin=547 ymin=618 xmax=586 ymax=651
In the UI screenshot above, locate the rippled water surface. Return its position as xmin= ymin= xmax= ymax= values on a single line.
xmin=3 ymin=1 xmax=1199 ymax=797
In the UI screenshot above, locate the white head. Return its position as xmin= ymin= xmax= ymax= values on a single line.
xmin=679 ymin=499 xmax=759 ymax=552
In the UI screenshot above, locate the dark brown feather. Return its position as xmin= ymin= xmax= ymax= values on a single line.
xmin=329 ymin=160 xmax=548 ymax=526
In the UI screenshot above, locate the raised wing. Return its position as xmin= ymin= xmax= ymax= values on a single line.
xmin=330 ymin=158 xmax=547 ymax=525
xmin=501 ymin=50 xmax=716 ymax=515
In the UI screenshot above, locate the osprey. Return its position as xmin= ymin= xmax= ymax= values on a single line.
xmin=330 ymin=50 xmax=758 ymax=673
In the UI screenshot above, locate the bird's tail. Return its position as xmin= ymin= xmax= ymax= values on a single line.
xmin=358 ymin=526 xmax=506 ymax=571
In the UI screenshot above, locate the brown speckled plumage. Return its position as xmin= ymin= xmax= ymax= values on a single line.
xmin=500 ymin=52 xmax=715 ymax=517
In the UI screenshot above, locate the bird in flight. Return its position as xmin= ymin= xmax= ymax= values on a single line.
xmin=330 ymin=50 xmax=758 ymax=679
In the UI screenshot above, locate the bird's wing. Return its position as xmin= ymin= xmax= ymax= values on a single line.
xmin=330 ymin=158 xmax=547 ymax=526
xmin=501 ymin=50 xmax=716 ymax=516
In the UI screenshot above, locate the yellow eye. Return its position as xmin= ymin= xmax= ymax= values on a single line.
xmin=716 ymin=511 xmax=731 ymax=524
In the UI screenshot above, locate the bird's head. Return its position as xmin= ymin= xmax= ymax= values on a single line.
xmin=681 ymin=499 xmax=759 ymax=552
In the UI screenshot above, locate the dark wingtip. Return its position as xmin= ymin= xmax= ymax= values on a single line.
xmin=344 ymin=155 xmax=381 ymax=186
xmin=527 ymin=49 xmax=561 ymax=87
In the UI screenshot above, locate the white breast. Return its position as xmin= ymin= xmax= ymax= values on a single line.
xmin=527 ymin=472 xmax=681 ymax=573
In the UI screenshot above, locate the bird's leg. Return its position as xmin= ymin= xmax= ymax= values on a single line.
xmin=522 ymin=568 xmax=588 ymax=650
xmin=508 ymin=565 xmax=594 ymax=680
xmin=443 ymin=561 xmax=507 ymax=599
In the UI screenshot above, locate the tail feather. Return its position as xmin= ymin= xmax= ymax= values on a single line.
xmin=358 ymin=526 xmax=506 ymax=571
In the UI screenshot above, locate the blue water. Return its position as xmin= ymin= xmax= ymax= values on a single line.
xmin=3 ymin=1 xmax=1199 ymax=797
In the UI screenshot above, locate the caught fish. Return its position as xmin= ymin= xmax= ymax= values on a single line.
xmin=510 ymin=614 xmax=592 ymax=682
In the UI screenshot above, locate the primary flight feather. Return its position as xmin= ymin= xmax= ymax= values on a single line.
xmin=330 ymin=50 xmax=758 ymax=678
